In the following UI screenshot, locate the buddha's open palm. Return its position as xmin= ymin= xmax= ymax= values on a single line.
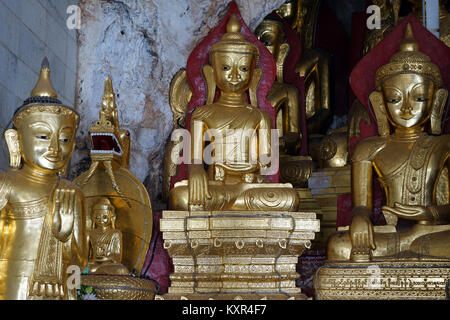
xmin=382 ymin=203 xmax=434 ymax=221
xmin=52 ymin=188 xmax=75 ymax=242
xmin=188 ymin=166 xmax=211 ymax=207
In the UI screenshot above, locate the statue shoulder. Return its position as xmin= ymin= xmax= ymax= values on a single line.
xmin=351 ymin=136 xmax=387 ymax=162
xmin=0 ymin=170 xmax=14 ymax=198
xmin=436 ymin=133 xmax=450 ymax=148
xmin=431 ymin=134 xmax=450 ymax=159
xmin=255 ymin=108 xmax=272 ymax=128
xmin=192 ymin=104 xmax=215 ymax=121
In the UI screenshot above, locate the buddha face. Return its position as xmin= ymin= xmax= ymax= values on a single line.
xmin=212 ymin=51 xmax=255 ymax=94
xmin=255 ymin=21 xmax=283 ymax=61
xmin=92 ymin=206 xmax=114 ymax=228
xmin=17 ymin=112 xmax=76 ymax=173
xmin=381 ymin=73 xmax=435 ymax=128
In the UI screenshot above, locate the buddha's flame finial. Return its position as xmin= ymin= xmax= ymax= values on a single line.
xmin=100 ymin=76 xmax=119 ymax=127
xmin=104 ymin=76 xmax=114 ymax=99
xmin=399 ymin=23 xmax=419 ymax=52
xmin=227 ymin=14 xmax=240 ymax=33
xmin=30 ymin=57 xmax=58 ymax=99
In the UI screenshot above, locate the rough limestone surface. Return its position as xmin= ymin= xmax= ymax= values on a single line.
xmin=72 ymin=0 xmax=285 ymax=210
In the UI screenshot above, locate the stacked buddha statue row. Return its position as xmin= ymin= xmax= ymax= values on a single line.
xmin=254 ymin=14 xmax=322 ymax=224
xmin=0 ymin=59 xmax=156 ymax=300
xmin=161 ymin=8 xmax=320 ymax=300
xmin=270 ymin=0 xmax=352 ymax=251
xmin=315 ymin=20 xmax=450 ymax=300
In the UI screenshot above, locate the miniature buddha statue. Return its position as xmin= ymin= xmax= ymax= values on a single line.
xmin=327 ymin=24 xmax=450 ymax=262
xmin=87 ymin=197 xmax=129 ymax=275
xmin=74 ymin=76 xmax=153 ymax=276
xmin=169 ymin=15 xmax=299 ymax=212
xmin=76 ymin=78 xmax=155 ymax=300
xmin=0 ymin=58 xmax=87 ymax=299
xmin=255 ymin=16 xmax=302 ymax=155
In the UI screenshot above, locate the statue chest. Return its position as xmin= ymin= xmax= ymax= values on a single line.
xmin=373 ymin=136 xmax=443 ymax=206
xmin=202 ymin=106 xmax=261 ymax=132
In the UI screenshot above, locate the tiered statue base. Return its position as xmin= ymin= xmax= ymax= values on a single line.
xmin=315 ymin=260 xmax=450 ymax=300
xmin=160 ymin=210 xmax=320 ymax=300
xmin=81 ymin=274 xmax=156 ymax=300
xmin=308 ymin=166 xmax=351 ymax=250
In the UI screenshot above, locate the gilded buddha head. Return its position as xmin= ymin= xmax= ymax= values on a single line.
xmin=207 ymin=14 xmax=260 ymax=97
xmin=255 ymin=18 xmax=285 ymax=60
xmin=6 ymin=58 xmax=79 ymax=174
xmin=370 ymin=23 xmax=448 ymax=136
xmin=255 ymin=16 xmax=290 ymax=83
xmin=91 ymin=197 xmax=116 ymax=229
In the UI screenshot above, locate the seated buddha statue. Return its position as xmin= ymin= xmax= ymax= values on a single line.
xmin=87 ymin=197 xmax=129 ymax=275
xmin=255 ymin=16 xmax=302 ymax=156
xmin=169 ymin=15 xmax=299 ymax=212
xmin=277 ymin=0 xmax=332 ymax=135
xmin=327 ymin=24 xmax=450 ymax=262
xmin=0 ymin=58 xmax=87 ymax=299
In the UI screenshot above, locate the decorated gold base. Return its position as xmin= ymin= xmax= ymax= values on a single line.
xmin=160 ymin=210 xmax=320 ymax=299
xmin=308 ymin=166 xmax=351 ymax=250
xmin=315 ymin=260 xmax=450 ymax=300
xmin=81 ymin=274 xmax=156 ymax=300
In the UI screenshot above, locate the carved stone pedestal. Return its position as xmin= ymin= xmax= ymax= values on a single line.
xmin=308 ymin=166 xmax=351 ymax=249
xmin=315 ymin=260 xmax=450 ymax=300
xmin=159 ymin=210 xmax=320 ymax=300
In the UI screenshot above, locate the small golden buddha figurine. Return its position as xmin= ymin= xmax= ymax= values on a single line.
xmin=0 ymin=58 xmax=87 ymax=299
xmin=169 ymin=14 xmax=299 ymax=212
xmin=327 ymin=24 xmax=450 ymax=262
xmin=87 ymin=197 xmax=129 ymax=275
xmin=76 ymin=77 xmax=155 ymax=300
xmin=255 ymin=16 xmax=302 ymax=155
xmin=74 ymin=76 xmax=153 ymax=276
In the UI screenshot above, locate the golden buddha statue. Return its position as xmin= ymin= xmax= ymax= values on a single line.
xmin=87 ymin=197 xmax=129 ymax=275
xmin=0 ymin=58 xmax=87 ymax=300
xmin=255 ymin=16 xmax=301 ymax=156
xmin=277 ymin=0 xmax=332 ymax=135
xmin=161 ymin=8 xmax=320 ymax=300
xmin=169 ymin=14 xmax=299 ymax=212
xmin=327 ymin=24 xmax=450 ymax=263
xmin=75 ymin=77 xmax=155 ymax=300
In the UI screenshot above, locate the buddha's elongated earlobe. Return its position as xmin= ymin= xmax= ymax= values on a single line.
xmin=430 ymin=88 xmax=448 ymax=135
xmin=369 ymin=91 xmax=390 ymax=137
xmin=202 ymin=65 xmax=216 ymax=105
xmin=249 ymin=67 xmax=262 ymax=108
xmin=4 ymin=129 xmax=21 ymax=168
xmin=276 ymin=43 xmax=289 ymax=83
